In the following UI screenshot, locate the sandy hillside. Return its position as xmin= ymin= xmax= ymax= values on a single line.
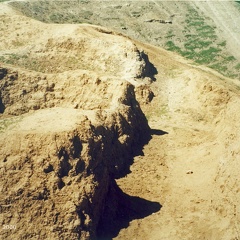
xmin=114 ymin=42 xmax=240 ymax=239
xmin=0 ymin=3 xmax=153 ymax=239
xmin=1 ymin=1 xmax=240 ymax=240
xmin=9 ymin=0 xmax=240 ymax=79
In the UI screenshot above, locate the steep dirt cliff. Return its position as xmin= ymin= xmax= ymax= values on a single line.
xmin=0 ymin=66 xmax=151 ymax=239
xmin=0 ymin=4 xmax=155 ymax=239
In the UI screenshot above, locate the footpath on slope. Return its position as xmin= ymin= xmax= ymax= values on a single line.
xmin=114 ymin=42 xmax=240 ymax=240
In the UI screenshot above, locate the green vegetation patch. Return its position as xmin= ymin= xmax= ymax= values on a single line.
xmin=9 ymin=1 xmax=93 ymax=24
xmin=0 ymin=54 xmax=46 ymax=72
xmin=164 ymin=6 xmax=239 ymax=78
xmin=0 ymin=53 xmax=28 ymax=65
xmin=165 ymin=41 xmax=182 ymax=53
xmin=235 ymin=63 xmax=240 ymax=70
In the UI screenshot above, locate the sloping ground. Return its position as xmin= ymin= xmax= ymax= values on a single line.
xmin=0 ymin=4 xmax=154 ymax=239
xmin=9 ymin=0 xmax=240 ymax=79
xmin=1 ymin=2 xmax=240 ymax=240
xmin=115 ymin=42 xmax=240 ymax=239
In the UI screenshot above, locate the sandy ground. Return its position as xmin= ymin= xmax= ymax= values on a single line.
xmin=115 ymin=42 xmax=240 ymax=240
xmin=1 ymin=2 xmax=240 ymax=240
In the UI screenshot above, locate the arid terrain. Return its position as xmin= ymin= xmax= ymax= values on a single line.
xmin=9 ymin=0 xmax=240 ymax=79
xmin=1 ymin=1 xmax=240 ymax=240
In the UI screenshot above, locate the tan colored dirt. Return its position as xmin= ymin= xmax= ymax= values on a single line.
xmin=1 ymin=2 xmax=240 ymax=240
xmin=115 ymin=42 xmax=240 ymax=240
xmin=0 ymin=3 xmax=152 ymax=239
xmin=9 ymin=0 xmax=240 ymax=79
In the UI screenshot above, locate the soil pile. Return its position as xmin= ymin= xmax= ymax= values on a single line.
xmin=0 ymin=4 xmax=154 ymax=239
xmin=1 ymin=2 xmax=240 ymax=240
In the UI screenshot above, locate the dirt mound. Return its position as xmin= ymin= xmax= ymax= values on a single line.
xmin=0 ymin=7 xmax=155 ymax=80
xmin=1 ymin=2 xmax=240 ymax=240
xmin=0 ymin=4 xmax=155 ymax=239
xmin=0 ymin=105 xmax=149 ymax=240
xmin=115 ymin=42 xmax=240 ymax=240
xmin=0 ymin=63 xmax=151 ymax=239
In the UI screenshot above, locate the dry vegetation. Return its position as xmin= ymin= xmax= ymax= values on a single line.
xmin=9 ymin=0 xmax=240 ymax=79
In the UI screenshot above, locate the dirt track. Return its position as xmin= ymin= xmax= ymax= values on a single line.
xmin=115 ymin=42 xmax=240 ymax=239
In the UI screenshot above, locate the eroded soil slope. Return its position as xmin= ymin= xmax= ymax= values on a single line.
xmin=115 ymin=42 xmax=240 ymax=239
xmin=1 ymin=2 xmax=240 ymax=240
xmin=0 ymin=4 xmax=154 ymax=239
xmin=9 ymin=0 xmax=240 ymax=79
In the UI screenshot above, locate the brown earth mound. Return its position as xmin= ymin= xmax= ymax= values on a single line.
xmin=1 ymin=2 xmax=240 ymax=240
xmin=0 ymin=4 xmax=156 ymax=239
xmin=115 ymin=42 xmax=240 ymax=240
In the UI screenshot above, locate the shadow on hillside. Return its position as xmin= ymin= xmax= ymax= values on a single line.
xmin=96 ymin=129 xmax=167 ymax=239
xmin=141 ymin=51 xmax=158 ymax=81
xmin=96 ymin=181 xmax=162 ymax=240
xmin=0 ymin=98 xmax=5 ymax=114
xmin=113 ymin=128 xmax=168 ymax=179
xmin=150 ymin=129 xmax=168 ymax=136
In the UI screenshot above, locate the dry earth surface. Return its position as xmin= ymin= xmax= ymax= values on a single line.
xmin=1 ymin=1 xmax=240 ymax=240
xmin=116 ymin=42 xmax=240 ymax=240
xmin=8 ymin=0 xmax=240 ymax=79
xmin=0 ymin=3 xmax=154 ymax=239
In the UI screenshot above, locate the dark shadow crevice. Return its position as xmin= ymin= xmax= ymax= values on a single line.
xmin=0 ymin=98 xmax=5 ymax=114
xmin=96 ymin=181 xmax=162 ymax=240
xmin=139 ymin=51 xmax=158 ymax=81
xmin=95 ymin=127 xmax=167 ymax=239
xmin=150 ymin=129 xmax=168 ymax=136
